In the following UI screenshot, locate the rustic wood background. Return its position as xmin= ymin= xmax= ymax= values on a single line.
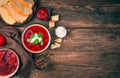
xmin=1 ymin=0 xmax=120 ymax=78
xmin=29 ymin=0 xmax=120 ymax=78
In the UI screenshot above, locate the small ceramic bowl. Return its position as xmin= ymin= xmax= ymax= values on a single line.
xmin=0 ymin=48 xmax=19 ymax=78
xmin=36 ymin=7 xmax=50 ymax=21
xmin=22 ymin=24 xmax=51 ymax=53
xmin=55 ymin=26 xmax=67 ymax=38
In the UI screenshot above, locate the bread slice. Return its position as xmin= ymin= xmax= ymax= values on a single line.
xmin=0 ymin=6 xmax=16 ymax=25
xmin=0 ymin=0 xmax=9 ymax=6
xmin=49 ymin=20 xmax=55 ymax=28
xmin=12 ymin=0 xmax=33 ymax=16
xmin=18 ymin=0 xmax=34 ymax=8
xmin=9 ymin=0 xmax=28 ymax=16
xmin=24 ymin=0 xmax=34 ymax=4
xmin=5 ymin=2 xmax=28 ymax=23
xmin=50 ymin=42 xmax=61 ymax=49
xmin=51 ymin=15 xmax=59 ymax=21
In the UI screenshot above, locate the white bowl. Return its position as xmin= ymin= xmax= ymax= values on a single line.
xmin=55 ymin=26 xmax=67 ymax=38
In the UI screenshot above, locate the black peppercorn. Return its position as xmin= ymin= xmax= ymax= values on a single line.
xmin=34 ymin=54 xmax=50 ymax=70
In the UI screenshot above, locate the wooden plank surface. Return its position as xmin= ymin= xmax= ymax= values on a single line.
xmin=30 ymin=29 xmax=120 ymax=78
xmin=50 ymin=29 xmax=120 ymax=52
xmin=27 ymin=1 xmax=120 ymax=78
xmin=0 ymin=0 xmax=120 ymax=28
xmin=30 ymin=52 xmax=120 ymax=78
xmin=0 ymin=0 xmax=120 ymax=78
xmin=39 ymin=0 xmax=120 ymax=28
xmin=40 ymin=0 xmax=120 ymax=6
xmin=25 ymin=0 xmax=120 ymax=28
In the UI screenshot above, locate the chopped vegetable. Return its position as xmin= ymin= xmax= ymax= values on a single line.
xmin=27 ymin=33 xmax=44 ymax=45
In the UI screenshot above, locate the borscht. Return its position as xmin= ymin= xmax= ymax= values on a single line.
xmin=0 ymin=49 xmax=19 ymax=77
xmin=22 ymin=24 xmax=51 ymax=53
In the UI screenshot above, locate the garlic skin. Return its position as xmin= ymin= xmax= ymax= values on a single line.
xmin=54 ymin=38 xmax=62 ymax=43
xmin=51 ymin=42 xmax=61 ymax=49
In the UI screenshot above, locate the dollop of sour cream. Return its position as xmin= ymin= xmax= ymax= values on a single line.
xmin=55 ymin=26 xmax=67 ymax=38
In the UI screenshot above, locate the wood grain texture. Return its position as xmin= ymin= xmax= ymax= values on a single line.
xmin=38 ymin=0 xmax=120 ymax=28
xmin=0 ymin=0 xmax=120 ymax=78
xmin=30 ymin=29 xmax=120 ymax=78
xmin=49 ymin=29 xmax=120 ymax=52
xmin=30 ymin=54 xmax=120 ymax=78
xmin=0 ymin=0 xmax=120 ymax=28
xmin=40 ymin=0 xmax=120 ymax=6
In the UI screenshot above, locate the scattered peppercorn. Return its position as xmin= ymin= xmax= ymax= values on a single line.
xmin=34 ymin=55 xmax=50 ymax=70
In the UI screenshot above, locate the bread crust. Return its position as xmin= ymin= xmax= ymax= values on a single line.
xmin=0 ymin=6 xmax=16 ymax=25
xmin=18 ymin=0 xmax=34 ymax=8
xmin=5 ymin=2 xmax=28 ymax=23
xmin=0 ymin=0 xmax=9 ymax=6
xmin=13 ymin=0 xmax=33 ymax=15
xmin=0 ymin=0 xmax=34 ymax=24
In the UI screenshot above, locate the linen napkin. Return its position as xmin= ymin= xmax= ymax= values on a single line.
xmin=0 ymin=26 xmax=33 ymax=78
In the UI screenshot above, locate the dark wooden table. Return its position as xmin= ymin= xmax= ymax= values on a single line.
xmin=1 ymin=0 xmax=120 ymax=78
xmin=28 ymin=0 xmax=120 ymax=78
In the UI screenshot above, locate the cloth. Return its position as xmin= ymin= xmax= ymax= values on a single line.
xmin=0 ymin=26 xmax=33 ymax=78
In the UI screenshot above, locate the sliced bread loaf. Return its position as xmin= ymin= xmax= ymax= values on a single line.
xmin=9 ymin=0 xmax=28 ymax=16
xmin=0 ymin=0 xmax=34 ymax=25
xmin=12 ymin=0 xmax=33 ymax=16
xmin=0 ymin=0 xmax=9 ymax=6
xmin=0 ymin=6 xmax=16 ymax=25
xmin=18 ymin=0 xmax=34 ymax=8
xmin=5 ymin=2 xmax=28 ymax=23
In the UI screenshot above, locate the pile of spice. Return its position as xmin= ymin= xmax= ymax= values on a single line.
xmin=34 ymin=55 xmax=50 ymax=70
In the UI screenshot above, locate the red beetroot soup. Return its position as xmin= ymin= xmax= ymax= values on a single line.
xmin=22 ymin=24 xmax=51 ymax=53
xmin=0 ymin=49 xmax=19 ymax=77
